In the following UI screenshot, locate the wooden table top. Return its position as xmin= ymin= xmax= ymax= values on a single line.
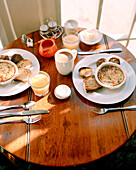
xmin=0 ymin=29 xmax=136 ymax=167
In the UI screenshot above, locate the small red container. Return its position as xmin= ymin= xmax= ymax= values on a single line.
xmin=39 ymin=37 xmax=57 ymax=58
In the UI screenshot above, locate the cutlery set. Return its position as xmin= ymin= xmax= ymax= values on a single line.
xmin=0 ymin=100 xmax=135 ymax=124
xmin=0 ymin=101 xmax=49 ymax=124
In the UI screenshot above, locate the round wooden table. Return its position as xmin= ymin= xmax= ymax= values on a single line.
xmin=0 ymin=29 xmax=136 ymax=167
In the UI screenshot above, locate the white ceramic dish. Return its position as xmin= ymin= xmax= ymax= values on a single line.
xmin=95 ymin=62 xmax=126 ymax=89
xmin=0 ymin=60 xmax=18 ymax=85
xmin=54 ymin=84 xmax=71 ymax=100
xmin=0 ymin=49 xmax=40 ymax=96
xmin=79 ymin=28 xmax=102 ymax=45
xmin=72 ymin=54 xmax=136 ymax=104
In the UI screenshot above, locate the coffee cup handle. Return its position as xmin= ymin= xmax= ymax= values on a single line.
xmin=71 ymin=50 xmax=77 ymax=60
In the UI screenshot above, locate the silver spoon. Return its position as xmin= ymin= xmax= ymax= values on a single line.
xmin=0 ymin=101 xmax=35 ymax=111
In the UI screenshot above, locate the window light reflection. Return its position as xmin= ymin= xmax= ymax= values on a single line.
xmin=5 ymin=128 xmax=48 ymax=153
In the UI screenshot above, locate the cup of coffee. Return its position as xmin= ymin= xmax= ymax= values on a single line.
xmin=55 ymin=49 xmax=77 ymax=75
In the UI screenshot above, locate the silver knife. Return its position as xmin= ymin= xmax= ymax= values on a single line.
xmin=78 ymin=48 xmax=122 ymax=55
xmin=0 ymin=110 xmax=49 ymax=118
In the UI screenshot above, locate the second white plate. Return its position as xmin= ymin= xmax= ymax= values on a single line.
xmin=72 ymin=54 xmax=136 ymax=104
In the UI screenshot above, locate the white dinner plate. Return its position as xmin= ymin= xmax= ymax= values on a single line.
xmin=0 ymin=49 xmax=40 ymax=96
xmin=72 ymin=54 xmax=136 ymax=104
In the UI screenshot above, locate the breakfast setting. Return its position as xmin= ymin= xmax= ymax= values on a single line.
xmin=0 ymin=17 xmax=136 ymax=168
xmin=1 ymin=19 xmax=134 ymax=104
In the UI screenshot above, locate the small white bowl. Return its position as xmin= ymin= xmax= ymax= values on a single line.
xmin=79 ymin=28 xmax=102 ymax=45
xmin=54 ymin=84 xmax=71 ymax=100
xmin=0 ymin=60 xmax=18 ymax=85
xmin=95 ymin=62 xmax=126 ymax=89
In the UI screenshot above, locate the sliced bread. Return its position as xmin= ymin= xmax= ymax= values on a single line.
xmin=17 ymin=59 xmax=32 ymax=69
xmin=15 ymin=68 xmax=31 ymax=82
xmin=83 ymin=75 xmax=102 ymax=92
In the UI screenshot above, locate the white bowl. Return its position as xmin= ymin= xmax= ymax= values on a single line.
xmin=79 ymin=28 xmax=102 ymax=45
xmin=0 ymin=60 xmax=18 ymax=85
xmin=54 ymin=84 xmax=71 ymax=100
xmin=95 ymin=62 xmax=126 ymax=89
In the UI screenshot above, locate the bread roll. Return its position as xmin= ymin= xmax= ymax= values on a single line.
xmin=96 ymin=58 xmax=106 ymax=67
xmin=11 ymin=54 xmax=23 ymax=64
xmin=109 ymin=57 xmax=120 ymax=64
xmin=79 ymin=67 xmax=93 ymax=78
xmin=0 ymin=55 xmax=9 ymax=60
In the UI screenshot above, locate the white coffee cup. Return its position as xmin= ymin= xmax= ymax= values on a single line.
xmin=55 ymin=49 xmax=77 ymax=75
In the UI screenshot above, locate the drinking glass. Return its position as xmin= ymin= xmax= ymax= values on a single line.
xmin=29 ymin=71 xmax=50 ymax=97
xmin=62 ymin=32 xmax=79 ymax=50
xmin=64 ymin=19 xmax=78 ymax=35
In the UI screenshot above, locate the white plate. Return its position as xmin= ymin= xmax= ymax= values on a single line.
xmin=72 ymin=54 xmax=136 ymax=104
xmin=0 ymin=49 xmax=40 ymax=96
xmin=79 ymin=29 xmax=102 ymax=45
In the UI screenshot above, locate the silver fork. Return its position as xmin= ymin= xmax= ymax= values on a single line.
xmin=0 ymin=115 xmax=41 ymax=124
xmin=90 ymin=105 xmax=136 ymax=115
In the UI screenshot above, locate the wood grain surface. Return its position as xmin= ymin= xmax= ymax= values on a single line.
xmin=0 ymin=29 xmax=136 ymax=166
